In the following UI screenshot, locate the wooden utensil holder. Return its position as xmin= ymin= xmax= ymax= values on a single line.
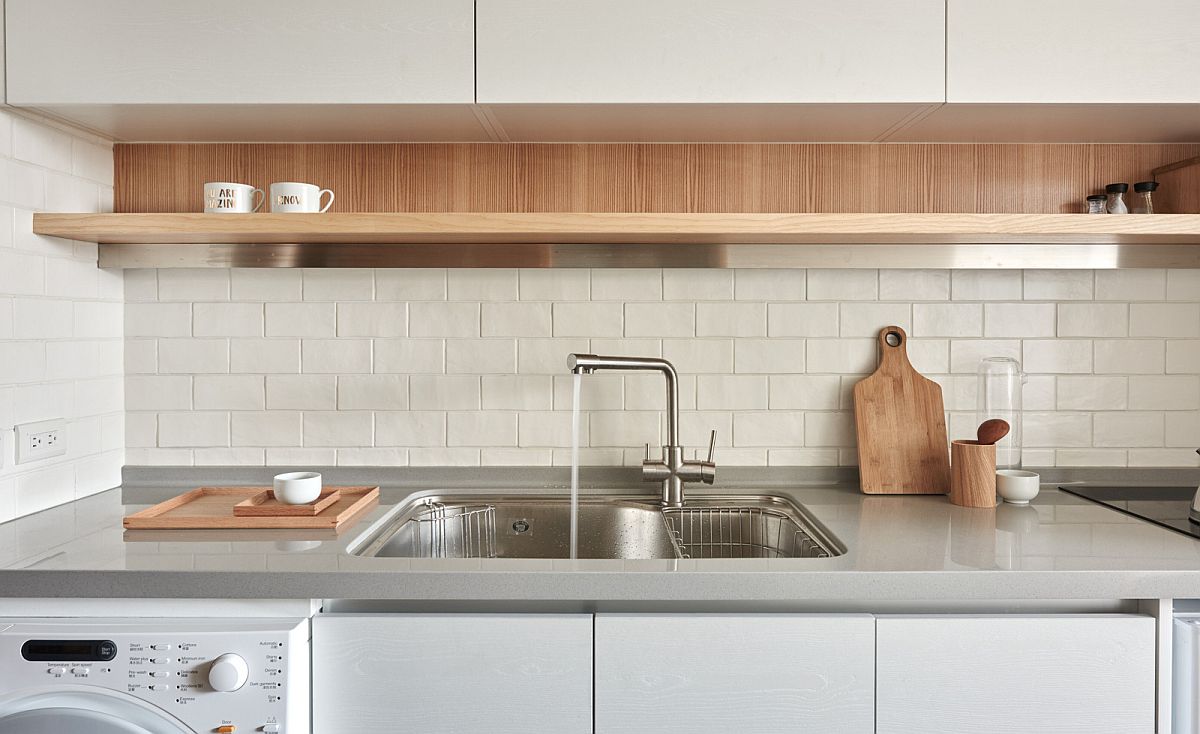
xmin=950 ymin=440 xmax=997 ymax=508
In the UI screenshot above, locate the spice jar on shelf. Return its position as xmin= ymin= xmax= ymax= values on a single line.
xmin=1132 ymin=181 xmax=1159 ymax=214
xmin=1086 ymin=194 xmax=1107 ymax=214
xmin=1105 ymin=183 xmax=1130 ymax=214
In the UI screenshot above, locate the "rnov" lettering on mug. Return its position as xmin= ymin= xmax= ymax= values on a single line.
xmin=276 ymin=194 xmax=303 ymax=205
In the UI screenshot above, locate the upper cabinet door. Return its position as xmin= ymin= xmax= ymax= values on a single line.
xmin=6 ymin=0 xmax=474 ymax=104
xmin=477 ymin=0 xmax=945 ymax=104
xmin=948 ymin=0 xmax=1200 ymax=103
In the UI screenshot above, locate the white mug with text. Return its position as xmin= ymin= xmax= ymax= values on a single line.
xmin=270 ymin=182 xmax=335 ymax=213
xmin=203 ymin=182 xmax=264 ymax=213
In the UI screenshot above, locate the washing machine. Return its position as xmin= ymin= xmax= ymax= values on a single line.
xmin=0 ymin=617 xmax=309 ymax=733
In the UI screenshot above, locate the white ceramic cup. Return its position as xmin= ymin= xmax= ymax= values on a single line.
xmin=204 ymin=182 xmax=264 ymax=213
xmin=273 ymin=471 xmax=322 ymax=505
xmin=270 ymin=182 xmax=335 ymax=213
xmin=996 ymin=469 xmax=1040 ymax=505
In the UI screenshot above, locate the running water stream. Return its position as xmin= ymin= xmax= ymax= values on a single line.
xmin=569 ymin=371 xmax=582 ymax=559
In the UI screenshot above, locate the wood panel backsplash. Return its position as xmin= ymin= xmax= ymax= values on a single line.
xmin=115 ymin=143 xmax=1200 ymax=214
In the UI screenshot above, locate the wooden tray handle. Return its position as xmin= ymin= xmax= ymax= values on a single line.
xmin=876 ymin=325 xmax=913 ymax=374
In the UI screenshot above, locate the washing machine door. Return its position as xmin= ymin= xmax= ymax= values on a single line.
xmin=0 ymin=689 xmax=194 ymax=734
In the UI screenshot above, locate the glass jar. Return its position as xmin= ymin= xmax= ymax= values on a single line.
xmin=1105 ymin=183 xmax=1129 ymax=214
xmin=977 ymin=357 xmax=1025 ymax=471
xmin=1086 ymin=194 xmax=1107 ymax=214
xmin=1132 ymin=181 xmax=1158 ymax=214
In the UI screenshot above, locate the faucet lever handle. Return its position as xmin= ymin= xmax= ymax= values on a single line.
xmin=706 ymin=430 xmax=717 ymax=463
xmin=645 ymin=443 xmax=650 ymax=461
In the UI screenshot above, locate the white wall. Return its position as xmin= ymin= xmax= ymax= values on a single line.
xmin=0 ymin=109 xmax=122 ymax=521
xmin=125 ymin=267 xmax=1200 ymax=469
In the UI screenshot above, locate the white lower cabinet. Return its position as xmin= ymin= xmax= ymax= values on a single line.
xmin=312 ymin=614 xmax=592 ymax=733
xmin=876 ymin=615 xmax=1156 ymax=734
xmin=594 ymin=613 xmax=875 ymax=733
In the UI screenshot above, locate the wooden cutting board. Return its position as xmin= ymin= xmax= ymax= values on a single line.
xmin=853 ymin=325 xmax=950 ymax=495
xmin=122 ymin=486 xmax=379 ymax=530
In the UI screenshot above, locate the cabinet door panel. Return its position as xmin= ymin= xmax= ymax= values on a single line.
xmin=313 ymin=614 xmax=592 ymax=733
xmin=595 ymin=613 xmax=874 ymax=733
xmin=877 ymin=615 xmax=1156 ymax=734
xmin=477 ymin=0 xmax=944 ymax=103
xmin=948 ymin=0 xmax=1200 ymax=103
xmin=6 ymin=0 xmax=474 ymax=104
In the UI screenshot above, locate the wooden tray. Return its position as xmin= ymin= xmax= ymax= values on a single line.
xmin=123 ymin=486 xmax=379 ymax=530
xmin=233 ymin=489 xmax=342 ymax=517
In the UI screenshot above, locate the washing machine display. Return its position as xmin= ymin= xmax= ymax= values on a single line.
xmin=0 ymin=618 xmax=309 ymax=734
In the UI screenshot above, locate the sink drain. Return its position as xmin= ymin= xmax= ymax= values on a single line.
xmin=511 ymin=519 xmax=531 ymax=534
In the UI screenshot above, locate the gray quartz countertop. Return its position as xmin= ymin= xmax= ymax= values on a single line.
xmin=2 ymin=466 xmax=1200 ymax=603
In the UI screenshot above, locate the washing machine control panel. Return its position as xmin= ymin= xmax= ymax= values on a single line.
xmin=0 ymin=618 xmax=309 ymax=734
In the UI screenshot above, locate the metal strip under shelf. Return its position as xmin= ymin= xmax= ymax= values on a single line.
xmin=94 ymin=241 xmax=1200 ymax=269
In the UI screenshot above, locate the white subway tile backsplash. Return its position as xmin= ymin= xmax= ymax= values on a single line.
xmin=949 ymin=339 xmax=1020 ymax=373
xmin=410 ymin=302 xmax=479 ymax=338
xmin=159 ymin=339 xmax=228 ymax=374
xmin=767 ymin=303 xmax=838 ymax=337
xmin=158 ymin=412 xmax=229 ymax=448
xmin=447 ymin=411 xmax=517 ymax=446
xmin=840 ymin=303 xmax=912 ymax=337
xmin=1057 ymin=303 xmax=1128 ymax=337
xmin=194 ymin=375 xmax=264 ymax=411
xmin=303 ymin=411 xmax=373 ymax=447
xmin=808 ymin=339 xmax=875 ymax=374
xmin=337 ymin=375 xmax=408 ymax=410
xmin=879 ymin=270 xmax=949 ymax=301
xmin=696 ymin=375 xmax=768 ymax=410
xmin=697 ymin=302 xmax=763 ymax=337
xmin=126 ymin=376 xmax=191 ymax=411
xmin=1023 ymin=340 xmax=1092 ymax=374
xmin=194 ymin=303 xmax=263 ymax=337
xmin=1167 ymin=270 xmax=1200 ymax=302
xmin=553 ymin=303 xmax=623 ymax=337
xmin=446 ymin=339 xmax=516 ymax=374
xmin=518 ymin=411 xmax=579 ymax=448
xmin=1129 ymin=375 xmax=1200 ymax=411
xmin=952 ymin=270 xmax=1021 ymax=301
xmin=482 ymin=375 xmax=553 ymax=410
xmin=664 ymin=269 xmax=732 ymax=301
xmin=265 ymin=303 xmax=334 ymax=338
xmin=1130 ymin=303 xmax=1200 ymax=337
xmin=231 ymin=268 xmax=302 ymax=302
xmin=230 ymin=339 xmax=300 ymax=374
xmin=733 ymin=411 xmax=804 ymax=447
xmin=1166 ymin=412 xmax=1200 ymax=448
xmin=590 ymin=410 xmax=660 ymax=447
xmin=769 ymin=375 xmax=840 ymax=409
xmin=1167 ymin=341 xmax=1200 ymax=374
xmin=906 ymin=339 xmax=948 ymax=374
xmin=13 ymin=298 xmax=73 ymax=339
xmin=592 ymin=269 xmax=661 ymax=301
xmin=984 ymin=303 xmax=1055 ymax=337
xmin=1024 ymin=270 xmax=1093 ymax=301
xmin=266 ymin=375 xmax=337 ymax=411
xmin=302 ymin=269 xmax=373 ymax=301
xmin=625 ymin=303 xmax=694 ymax=337
xmin=734 ymin=269 xmax=805 ymax=301
xmin=378 ymin=269 xmax=446 ymax=301
xmin=519 ymin=269 xmax=588 ymax=301
xmin=448 ymin=269 xmax=517 ymax=301
xmin=734 ymin=339 xmax=805 ymax=373
xmin=376 ymin=411 xmax=446 ymax=447
xmin=517 ymin=338 xmax=590 ymax=373
xmin=1056 ymin=376 xmax=1127 ymax=411
xmin=410 ymin=375 xmax=480 ymax=410
xmin=374 ymin=338 xmax=445 ymax=374
xmin=912 ymin=303 xmax=981 ymax=337
xmin=482 ymin=302 xmax=551 ymax=337
xmin=158 ymin=270 xmax=229 ymax=301
xmin=337 ymin=447 xmax=408 ymax=466
xmin=1025 ymin=413 xmax=1092 ymax=448
xmin=805 ymin=411 xmax=855 ymax=447
xmin=553 ymin=373 xmax=622 ymax=410
xmin=662 ymin=339 xmax=733 ymax=374
xmin=231 ymin=412 xmax=302 ymax=447
xmin=1095 ymin=340 xmax=1165 ymax=374
xmin=1096 ymin=270 xmax=1166 ymax=301
xmin=301 ymin=339 xmax=371 ymax=374
xmin=336 ymin=302 xmax=407 ymax=337
xmin=1094 ymin=412 xmax=1164 ymax=447
xmin=808 ymin=269 xmax=877 ymax=301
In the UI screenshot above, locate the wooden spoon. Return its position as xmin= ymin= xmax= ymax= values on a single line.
xmin=976 ymin=418 xmax=1011 ymax=446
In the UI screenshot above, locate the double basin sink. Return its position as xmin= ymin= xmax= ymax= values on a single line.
xmin=350 ymin=493 xmax=843 ymax=560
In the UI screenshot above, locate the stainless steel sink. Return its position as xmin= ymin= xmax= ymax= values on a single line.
xmin=349 ymin=493 xmax=843 ymax=560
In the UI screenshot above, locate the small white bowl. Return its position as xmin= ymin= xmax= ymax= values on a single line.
xmin=996 ymin=469 xmax=1040 ymax=505
xmin=273 ymin=471 xmax=322 ymax=505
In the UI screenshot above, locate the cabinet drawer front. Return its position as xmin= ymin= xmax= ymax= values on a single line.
xmin=6 ymin=0 xmax=474 ymax=104
xmin=948 ymin=0 xmax=1200 ymax=103
xmin=595 ymin=613 xmax=875 ymax=733
xmin=313 ymin=614 xmax=592 ymax=733
xmin=877 ymin=615 xmax=1155 ymax=734
xmin=477 ymin=0 xmax=945 ymax=104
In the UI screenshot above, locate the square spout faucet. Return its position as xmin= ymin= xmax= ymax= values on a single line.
xmin=568 ymin=354 xmax=716 ymax=507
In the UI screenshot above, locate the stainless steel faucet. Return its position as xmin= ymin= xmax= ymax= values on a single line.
xmin=1190 ymin=449 xmax=1200 ymax=524
xmin=568 ymin=354 xmax=715 ymax=507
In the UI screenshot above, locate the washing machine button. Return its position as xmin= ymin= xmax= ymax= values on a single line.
xmin=47 ymin=667 xmax=66 ymax=675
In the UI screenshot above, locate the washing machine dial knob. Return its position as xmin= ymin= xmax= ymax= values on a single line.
xmin=207 ymin=653 xmax=249 ymax=692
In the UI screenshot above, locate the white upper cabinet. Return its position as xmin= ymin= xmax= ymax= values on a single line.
xmin=476 ymin=0 xmax=946 ymax=104
xmin=5 ymin=0 xmax=475 ymax=104
xmin=947 ymin=0 xmax=1200 ymax=103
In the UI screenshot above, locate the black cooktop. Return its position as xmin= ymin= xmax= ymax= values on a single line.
xmin=1058 ymin=486 xmax=1200 ymax=540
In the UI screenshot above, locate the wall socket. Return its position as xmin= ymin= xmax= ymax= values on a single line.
xmin=15 ymin=419 xmax=67 ymax=465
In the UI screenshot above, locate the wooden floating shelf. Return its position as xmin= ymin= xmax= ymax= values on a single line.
xmin=32 ymin=212 xmax=1200 ymax=269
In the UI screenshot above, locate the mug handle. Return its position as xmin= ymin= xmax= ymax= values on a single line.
xmin=251 ymin=188 xmax=266 ymax=213
xmin=318 ymin=189 xmax=335 ymax=213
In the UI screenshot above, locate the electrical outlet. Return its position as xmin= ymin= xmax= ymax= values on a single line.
xmin=15 ymin=419 xmax=67 ymax=465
